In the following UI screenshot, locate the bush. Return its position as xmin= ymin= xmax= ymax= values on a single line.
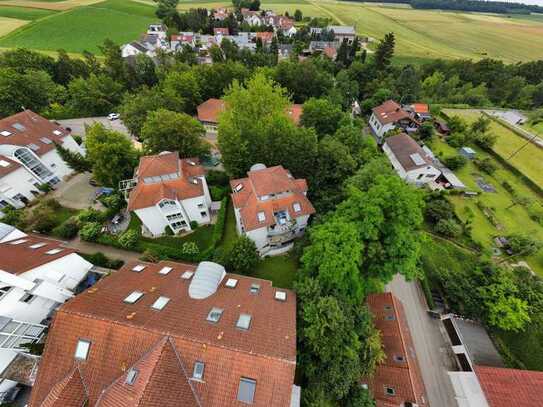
xmin=474 ymin=157 xmax=496 ymax=174
xmin=181 ymin=242 xmax=200 ymax=261
xmin=210 ymin=185 xmax=226 ymax=201
xmin=80 ymin=222 xmax=102 ymax=242
xmin=189 ymin=220 xmax=199 ymax=230
xmin=118 ymin=229 xmax=139 ymax=249
xmin=37 ymin=183 xmax=52 ymax=193
xmin=443 ymin=155 xmax=467 ymax=170
xmin=164 ymin=225 xmax=174 ymax=236
xmin=80 ymin=251 xmax=124 ymax=269
xmin=206 ymin=169 xmax=230 ymax=187
xmin=52 ymin=217 xmax=79 ymax=239
xmin=1 ymin=206 xmax=25 ymax=228
xmin=29 ymin=207 xmax=57 ymax=233
xmin=502 ymin=181 xmax=515 ymax=195
xmin=225 ymin=236 xmax=259 ymax=275
xmin=78 ymin=208 xmax=107 ymax=224
xmin=434 ymin=218 xmax=462 ymax=237
xmin=140 ymin=248 xmax=160 ymax=262
xmin=507 ymin=234 xmax=542 ymax=256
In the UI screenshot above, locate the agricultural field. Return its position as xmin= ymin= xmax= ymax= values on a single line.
xmin=0 ymin=16 xmax=28 ymax=37
xmin=0 ymin=0 xmax=542 ymax=60
xmin=443 ymin=108 xmax=543 ymax=191
xmin=427 ymin=136 xmax=543 ymax=276
xmin=0 ymin=0 xmax=156 ymax=53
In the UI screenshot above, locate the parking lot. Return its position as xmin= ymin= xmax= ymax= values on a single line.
xmin=52 ymin=172 xmax=100 ymax=210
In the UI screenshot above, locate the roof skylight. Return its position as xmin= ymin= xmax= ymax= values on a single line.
xmin=158 ymin=266 xmax=172 ymax=275
xmin=29 ymin=242 xmax=46 ymax=249
xmin=126 ymin=368 xmax=138 ymax=385
xmin=10 ymin=239 xmax=28 ymax=245
xmin=257 ymin=211 xmax=266 ymax=222
xmin=40 ymin=137 xmax=52 ymax=144
xmin=236 ymin=314 xmax=252 ymax=330
xmin=0 ymin=160 xmax=10 ymax=167
xmin=293 ymin=202 xmax=301 ymax=212
xmin=45 ymin=248 xmax=63 ymax=255
xmin=132 ymin=264 xmax=146 ymax=272
xmin=250 ymin=283 xmax=260 ymax=294
xmin=0 ymin=131 xmax=12 ymax=137
xmin=124 ymin=291 xmax=144 ymax=304
xmin=225 ymin=278 xmax=238 ymax=288
xmin=275 ymin=291 xmax=287 ymax=302
xmin=74 ymin=339 xmax=90 ymax=360
xmin=151 ymin=296 xmax=170 ymax=310
xmin=181 ymin=271 xmax=194 ymax=279
xmin=206 ymin=307 xmax=223 ymax=323
xmin=234 ymin=183 xmax=244 ymax=192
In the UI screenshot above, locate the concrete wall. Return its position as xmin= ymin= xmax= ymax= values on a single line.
xmin=0 ymin=166 xmax=40 ymax=207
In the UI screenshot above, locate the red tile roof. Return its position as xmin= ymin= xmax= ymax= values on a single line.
xmin=372 ymin=100 xmax=411 ymax=125
xmin=256 ymin=31 xmax=274 ymax=44
xmin=323 ymin=47 xmax=337 ymax=60
xmin=230 ymin=166 xmax=314 ymax=232
xmin=0 ymin=110 xmax=69 ymax=156
xmin=0 ymin=234 xmax=77 ymax=275
xmin=214 ymin=27 xmax=229 ymax=35
xmin=476 ymin=366 xmax=543 ymax=407
xmin=127 ymin=153 xmax=206 ymax=211
xmin=196 ymin=99 xmax=226 ymax=124
xmin=363 ymin=293 xmax=427 ymax=407
xmin=30 ymin=260 xmax=296 ymax=407
xmin=411 ymin=103 xmax=429 ymax=114
xmin=286 ymin=104 xmax=303 ymax=125
xmin=0 ymin=154 xmax=22 ymax=177
xmin=40 ymin=367 xmax=88 ymax=407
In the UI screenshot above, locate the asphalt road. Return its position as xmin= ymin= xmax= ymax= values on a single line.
xmin=387 ymin=274 xmax=458 ymax=407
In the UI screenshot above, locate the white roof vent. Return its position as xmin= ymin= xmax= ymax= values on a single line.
xmin=225 ymin=278 xmax=238 ymax=288
xmin=0 ymin=131 xmax=12 ymax=137
xmin=250 ymin=163 xmax=267 ymax=172
xmin=188 ymin=262 xmax=226 ymax=299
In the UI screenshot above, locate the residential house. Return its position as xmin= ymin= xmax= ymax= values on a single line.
xmin=241 ymin=8 xmax=264 ymax=25
xmin=362 ymin=292 xmax=428 ymax=407
xmin=213 ymin=7 xmax=229 ymax=21
xmin=459 ymin=146 xmax=477 ymax=160
xmin=147 ymin=23 xmax=167 ymax=39
xmin=405 ymin=103 xmax=432 ymax=121
xmin=328 ymin=25 xmax=356 ymax=43
xmin=0 ymin=222 xmax=26 ymax=243
xmin=123 ymin=152 xmax=212 ymax=237
xmin=255 ymin=31 xmax=274 ymax=46
xmin=441 ymin=315 xmax=543 ymax=406
xmin=369 ymin=100 xmax=417 ymax=142
xmin=28 ymin=260 xmax=299 ymax=406
xmin=213 ymin=27 xmax=229 ymax=36
xmin=0 ymin=110 xmax=85 ymax=209
xmin=121 ymin=24 xmax=169 ymax=58
xmin=196 ymin=98 xmax=226 ymax=133
xmin=230 ymin=164 xmax=315 ymax=256
xmin=0 ymin=232 xmax=93 ymax=402
xmin=383 ymin=134 xmax=441 ymax=186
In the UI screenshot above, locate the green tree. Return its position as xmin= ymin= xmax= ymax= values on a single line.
xmin=156 ymin=0 xmax=180 ymax=27
xmin=334 ymin=124 xmax=378 ymax=166
xmin=395 ymin=64 xmax=421 ymax=103
xmin=141 ymin=109 xmax=210 ymax=157
xmin=80 ymin=222 xmax=102 ymax=242
xmin=226 ymin=236 xmax=259 ymax=274
xmin=274 ymin=59 xmax=334 ymax=103
xmin=294 ymin=9 xmax=303 ymax=21
xmin=99 ymin=39 xmax=127 ymax=86
xmin=418 ymin=122 xmax=434 ymax=141
xmin=54 ymin=142 xmax=91 ymax=172
xmin=373 ymin=32 xmax=395 ymax=71
xmin=66 ymin=74 xmax=124 ymax=116
xmin=85 ymin=123 xmax=139 ymax=187
xmin=507 ymin=234 xmax=542 ymax=256
xmin=162 ymin=69 xmax=202 ymax=113
xmin=300 ymin=98 xmax=346 ymax=138
xmin=118 ymin=229 xmax=139 ymax=249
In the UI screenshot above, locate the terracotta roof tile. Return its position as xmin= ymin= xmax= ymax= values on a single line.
xmin=0 ymin=154 xmax=21 ymax=177
xmin=40 ymin=367 xmax=88 ymax=407
xmin=127 ymin=154 xmax=205 ymax=211
xmin=230 ymin=166 xmax=314 ymax=232
xmin=363 ymin=293 xmax=427 ymax=406
xmin=475 ymin=366 xmax=543 ymax=407
xmin=0 ymin=234 xmax=77 ymax=275
xmin=214 ymin=27 xmax=229 ymax=35
xmin=30 ymin=261 xmax=296 ymax=407
xmin=0 ymin=110 xmax=69 ymax=156
xmin=286 ymin=104 xmax=303 ymax=125
xmin=196 ymin=99 xmax=226 ymax=124
xmin=411 ymin=103 xmax=429 ymax=114
xmin=372 ymin=100 xmax=411 ymax=125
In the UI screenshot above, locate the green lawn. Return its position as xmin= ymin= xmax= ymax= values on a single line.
xmin=0 ymin=0 xmax=156 ymax=53
xmin=252 ymin=255 xmax=298 ymax=289
xmin=522 ymin=120 xmax=543 ymax=138
xmin=0 ymin=5 xmax=57 ymax=19
xmin=443 ymin=109 xmax=543 ymax=188
xmin=428 ymin=136 xmax=543 ymax=276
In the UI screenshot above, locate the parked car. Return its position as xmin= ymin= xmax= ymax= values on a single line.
xmin=107 ymin=113 xmax=120 ymax=121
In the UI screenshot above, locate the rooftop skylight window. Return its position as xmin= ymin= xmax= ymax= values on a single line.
xmin=40 ymin=137 xmax=52 ymax=144
xmin=275 ymin=291 xmax=287 ymax=302
xmin=10 ymin=239 xmax=28 ymax=245
xmin=225 ymin=278 xmax=238 ymax=288
xmin=250 ymin=283 xmax=260 ymax=294
xmin=126 ymin=368 xmax=138 ymax=385
xmin=0 ymin=131 xmax=12 ymax=137
xmin=181 ymin=271 xmax=194 ymax=279
xmin=237 ymin=378 xmax=256 ymax=404
xmin=234 ymin=183 xmax=244 ymax=192
xmin=257 ymin=212 xmax=266 ymax=222
xmin=53 ymin=130 xmax=62 ymax=136
xmin=45 ymin=248 xmax=63 ymax=255
xmin=236 ymin=314 xmax=252 ymax=330
xmin=74 ymin=339 xmax=90 ymax=360
xmin=293 ymin=202 xmax=301 ymax=213
xmin=151 ymin=296 xmax=170 ymax=310
xmin=192 ymin=361 xmax=205 ymax=380
xmin=124 ymin=291 xmax=144 ymax=304
xmin=206 ymin=307 xmax=223 ymax=323
xmin=29 ymin=243 xmax=46 ymax=249
xmin=132 ymin=264 xmax=146 ymax=272
xmin=158 ymin=266 xmax=172 ymax=275
xmin=0 ymin=160 xmax=10 ymax=167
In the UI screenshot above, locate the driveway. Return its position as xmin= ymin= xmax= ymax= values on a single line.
xmin=57 ymin=117 xmax=130 ymax=138
xmin=52 ymin=172 xmax=99 ymax=210
xmin=386 ymin=274 xmax=458 ymax=407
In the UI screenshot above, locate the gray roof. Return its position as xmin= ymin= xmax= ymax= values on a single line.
xmin=452 ymin=317 xmax=504 ymax=367
xmin=328 ymin=25 xmax=355 ymax=35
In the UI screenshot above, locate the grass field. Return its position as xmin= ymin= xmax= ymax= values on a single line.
xmin=443 ymin=109 xmax=543 ymax=192
xmin=0 ymin=16 xmax=27 ymax=36
xmin=522 ymin=120 xmax=543 ymax=137
xmin=0 ymin=5 xmax=57 ymax=19
xmin=0 ymin=0 xmax=156 ymax=53
xmin=427 ymin=136 xmax=543 ymax=276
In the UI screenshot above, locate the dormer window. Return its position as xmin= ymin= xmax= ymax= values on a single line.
xmin=234 ymin=183 xmax=244 ymax=192
xmin=74 ymin=339 xmax=91 ymax=360
xmin=293 ymin=202 xmax=301 ymax=212
xmin=192 ymin=361 xmax=205 ymax=380
xmin=126 ymin=368 xmax=138 ymax=385
xmin=257 ymin=212 xmax=266 ymax=222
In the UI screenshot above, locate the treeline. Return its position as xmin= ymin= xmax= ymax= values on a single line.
xmin=343 ymin=0 xmax=543 ymax=14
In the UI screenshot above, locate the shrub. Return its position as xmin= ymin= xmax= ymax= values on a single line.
xmin=474 ymin=157 xmax=496 ymax=174
xmin=29 ymin=207 xmax=57 ymax=233
xmin=434 ymin=218 xmax=462 ymax=238
xmin=140 ymin=248 xmax=160 ymax=263
xmin=507 ymin=234 xmax=542 ymax=256
xmin=206 ymin=170 xmax=230 ymax=187
xmin=1 ymin=206 xmax=25 ymax=228
xmin=189 ymin=220 xmax=199 ymax=230
xmin=80 ymin=251 xmax=124 ymax=269
xmin=118 ymin=229 xmax=139 ymax=249
xmin=181 ymin=241 xmax=200 ymax=260
xmin=443 ymin=155 xmax=467 ymax=170
xmin=425 ymin=196 xmax=455 ymax=224
xmin=164 ymin=225 xmax=174 ymax=236
xmin=52 ymin=217 xmax=79 ymax=239
xmin=210 ymin=185 xmax=226 ymax=201
xmin=225 ymin=236 xmax=259 ymax=275
xmin=37 ymin=183 xmax=52 ymax=193
xmin=210 ymin=197 xmax=228 ymax=247
xmin=78 ymin=208 xmax=107 ymax=224
xmin=502 ymin=181 xmax=515 ymax=195
xmin=80 ymin=222 xmax=102 ymax=242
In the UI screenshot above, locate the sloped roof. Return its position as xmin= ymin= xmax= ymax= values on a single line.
xmin=29 ymin=260 xmax=296 ymax=407
xmin=0 ymin=234 xmax=77 ymax=275
xmin=475 ymin=366 xmax=543 ymax=407
xmin=128 ymin=154 xmax=206 ymax=211
xmin=411 ymin=103 xmax=429 ymax=114
xmin=0 ymin=154 xmax=21 ymax=177
xmin=286 ymin=104 xmax=303 ymax=125
xmin=196 ymin=99 xmax=226 ymax=124
xmin=40 ymin=367 xmax=88 ymax=407
xmin=372 ymin=100 xmax=411 ymax=125
xmin=230 ymin=165 xmax=314 ymax=232
xmin=364 ymin=292 xmax=427 ymax=406
xmin=0 ymin=110 xmax=68 ymax=156
xmin=384 ymin=134 xmax=434 ymax=172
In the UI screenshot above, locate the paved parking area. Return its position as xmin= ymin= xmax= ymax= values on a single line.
xmin=52 ymin=173 xmax=99 ymax=210
xmin=387 ymin=274 xmax=458 ymax=407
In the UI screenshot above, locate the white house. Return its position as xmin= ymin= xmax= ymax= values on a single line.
xmin=0 ymin=110 xmax=85 ymax=209
xmin=327 ymin=25 xmax=356 ymax=43
xmin=369 ymin=100 xmax=416 ymax=143
xmin=230 ymin=164 xmax=315 ymax=256
xmin=383 ymin=134 xmax=441 ymax=186
xmin=0 ymin=231 xmax=93 ymax=402
xmin=123 ymin=152 xmax=212 ymax=237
